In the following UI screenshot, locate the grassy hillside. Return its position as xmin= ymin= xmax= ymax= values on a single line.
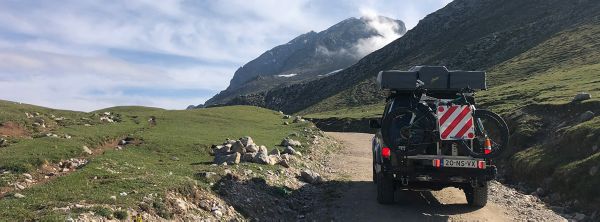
xmin=0 ymin=101 xmax=313 ymax=220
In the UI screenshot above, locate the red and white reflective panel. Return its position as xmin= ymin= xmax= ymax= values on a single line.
xmin=436 ymin=105 xmax=475 ymax=140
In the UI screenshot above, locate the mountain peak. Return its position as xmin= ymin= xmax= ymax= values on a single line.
xmin=204 ymin=15 xmax=406 ymax=106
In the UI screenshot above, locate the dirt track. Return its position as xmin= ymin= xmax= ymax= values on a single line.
xmin=325 ymin=132 xmax=565 ymax=222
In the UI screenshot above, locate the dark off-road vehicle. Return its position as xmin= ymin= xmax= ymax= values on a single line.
xmin=371 ymin=66 xmax=509 ymax=207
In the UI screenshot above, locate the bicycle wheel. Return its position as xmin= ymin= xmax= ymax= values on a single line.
xmin=381 ymin=107 xmax=436 ymax=156
xmin=459 ymin=109 xmax=509 ymax=159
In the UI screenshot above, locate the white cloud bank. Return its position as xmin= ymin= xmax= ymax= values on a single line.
xmin=354 ymin=9 xmax=405 ymax=57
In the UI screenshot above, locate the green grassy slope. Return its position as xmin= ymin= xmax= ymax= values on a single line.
xmin=479 ymin=24 xmax=600 ymax=112
xmin=0 ymin=101 xmax=310 ymax=220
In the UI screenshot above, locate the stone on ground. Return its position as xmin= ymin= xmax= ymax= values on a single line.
xmin=300 ymin=170 xmax=322 ymax=184
xmin=283 ymin=146 xmax=297 ymax=155
xmin=214 ymin=153 xmax=241 ymax=165
xmin=240 ymin=136 xmax=254 ymax=147
xmin=231 ymin=141 xmax=246 ymax=154
xmin=281 ymin=138 xmax=301 ymax=147
xmin=82 ymin=146 xmax=93 ymax=155
xmin=572 ymin=92 xmax=591 ymax=102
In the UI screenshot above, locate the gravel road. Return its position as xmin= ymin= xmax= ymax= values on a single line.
xmin=325 ymin=132 xmax=566 ymax=222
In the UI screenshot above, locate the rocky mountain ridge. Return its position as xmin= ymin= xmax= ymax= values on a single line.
xmin=203 ymin=16 xmax=406 ymax=106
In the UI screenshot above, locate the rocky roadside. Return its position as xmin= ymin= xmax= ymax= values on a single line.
xmin=203 ymin=125 xmax=344 ymax=221
xmin=492 ymin=178 xmax=599 ymax=222
xmin=488 ymin=181 xmax=567 ymax=221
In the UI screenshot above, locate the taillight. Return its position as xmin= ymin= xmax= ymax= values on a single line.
xmin=484 ymin=138 xmax=492 ymax=154
xmin=382 ymin=147 xmax=391 ymax=158
xmin=478 ymin=160 xmax=486 ymax=169
xmin=432 ymin=159 xmax=441 ymax=168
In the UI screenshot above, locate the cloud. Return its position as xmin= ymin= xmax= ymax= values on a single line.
xmin=0 ymin=0 xmax=450 ymax=111
xmin=0 ymin=50 xmax=228 ymax=111
xmin=314 ymin=9 xmax=405 ymax=59
xmin=353 ymin=9 xmax=405 ymax=57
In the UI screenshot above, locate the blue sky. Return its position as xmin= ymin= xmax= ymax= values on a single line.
xmin=0 ymin=0 xmax=451 ymax=111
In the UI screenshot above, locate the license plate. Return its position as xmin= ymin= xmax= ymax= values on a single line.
xmin=442 ymin=159 xmax=477 ymax=168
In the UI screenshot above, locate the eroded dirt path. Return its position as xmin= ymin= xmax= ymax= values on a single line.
xmin=325 ymin=132 xmax=565 ymax=222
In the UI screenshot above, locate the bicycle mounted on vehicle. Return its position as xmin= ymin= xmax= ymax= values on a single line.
xmin=371 ymin=66 xmax=509 ymax=207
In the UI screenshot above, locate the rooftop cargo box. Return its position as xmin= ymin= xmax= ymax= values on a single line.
xmin=376 ymin=70 xmax=418 ymax=90
xmin=409 ymin=66 xmax=449 ymax=89
xmin=448 ymin=71 xmax=486 ymax=90
xmin=377 ymin=66 xmax=486 ymax=91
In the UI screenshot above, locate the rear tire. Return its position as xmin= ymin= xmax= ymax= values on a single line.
xmin=464 ymin=182 xmax=488 ymax=208
xmin=376 ymin=172 xmax=395 ymax=204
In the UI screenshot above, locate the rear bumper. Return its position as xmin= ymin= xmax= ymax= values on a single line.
xmin=382 ymin=155 xmax=497 ymax=187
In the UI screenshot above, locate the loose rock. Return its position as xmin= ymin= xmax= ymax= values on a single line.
xmin=201 ymin=172 xmax=217 ymax=179
xmin=213 ymin=145 xmax=230 ymax=156
xmin=224 ymin=139 xmax=236 ymax=145
xmin=212 ymin=209 xmax=223 ymax=218
xmin=269 ymin=148 xmax=280 ymax=156
xmin=267 ymin=155 xmax=281 ymax=165
xmin=283 ymin=146 xmax=297 ymax=155
xmin=258 ymin=146 xmax=268 ymax=156
xmin=15 ymin=183 xmax=25 ymax=190
xmin=82 ymin=146 xmax=93 ymax=155
xmin=300 ymin=170 xmax=322 ymax=184
xmin=240 ymin=136 xmax=254 ymax=147
xmin=242 ymin=152 xmax=257 ymax=162
xmin=231 ymin=141 xmax=246 ymax=154
xmin=280 ymin=159 xmax=291 ymax=168
xmin=246 ymin=144 xmax=258 ymax=153
xmin=579 ymin=111 xmax=595 ymax=122
xmin=23 ymin=173 xmax=33 ymax=180
xmin=281 ymin=138 xmax=301 ymax=147
xmin=572 ymin=92 xmax=592 ymax=102
xmin=215 ymin=153 xmax=241 ymax=165
xmin=253 ymin=153 xmax=269 ymax=165
xmin=14 ymin=193 xmax=25 ymax=198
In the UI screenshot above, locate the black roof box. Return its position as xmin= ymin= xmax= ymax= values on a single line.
xmin=377 ymin=66 xmax=486 ymax=91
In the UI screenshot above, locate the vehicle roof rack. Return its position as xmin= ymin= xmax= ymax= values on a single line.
xmin=377 ymin=66 xmax=486 ymax=91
